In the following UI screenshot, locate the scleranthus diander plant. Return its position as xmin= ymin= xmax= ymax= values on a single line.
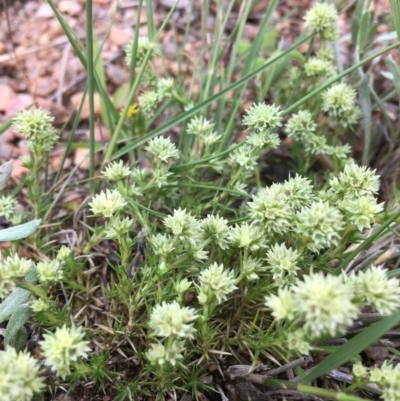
xmin=2 ymin=1 xmax=400 ymax=400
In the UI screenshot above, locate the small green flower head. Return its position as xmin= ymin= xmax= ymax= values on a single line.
xmin=295 ymin=201 xmax=344 ymax=253
xmin=322 ymin=83 xmax=360 ymax=127
xmin=352 ymin=362 xmax=368 ymax=379
xmin=3 ymin=253 xmax=32 ymax=277
xmin=201 ymin=214 xmax=230 ymax=250
xmin=248 ymin=184 xmax=293 ymax=234
xmin=285 ymin=110 xmax=317 ymax=141
xmin=151 ymin=233 xmax=175 ymax=257
xmin=353 ymin=266 xmax=400 ymax=316
xmin=138 ymin=90 xmax=159 ymax=116
xmin=266 ymin=243 xmax=300 ymax=285
xmin=304 ymin=3 xmax=339 ymax=40
xmin=175 ymin=278 xmax=192 ymax=295
xmin=57 ymin=246 xmax=71 ymax=261
xmin=31 ymin=298 xmax=50 ymax=313
xmin=304 ymin=133 xmax=328 ymax=155
xmin=265 ymin=287 xmax=297 ymax=321
xmin=287 ymin=329 xmax=312 ymax=355
xmin=199 ymin=130 xmax=222 ymax=148
xmin=241 ymin=256 xmax=266 ymax=281
xmin=242 ymin=103 xmax=282 ymax=132
xmin=228 ymin=222 xmax=267 ymax=251
xmin=228 ymin=145 xmax=258 ymax=170
xmin=294 ymin=273 xmax=358 ymax=337
xmin=0 ymin=195 xmax=16 ymax=220
xmin=12 ymin=108 xmax=59 ymax=153
xmin=329 ymin=162 xmax=380 ymax=199
xmin=198 ymin=262 xmax=237 ymax=304
xmin=146 ymin=136 xmax=180 ymax=163
xmin=40 ymin=324 xmax=90 ymax=379
xmin=89 ymin=189 xmax=127 ymax=218
xmin=164 ymin=208 xmax=202 ymax=247
xmin=338 ymin=196 xmax=384 ymax=231
xmin=156 ymin=77 xmax=175 ymax=100
xmin=317 ymin=47 xmax=335 ymax=61
xmin=0 ymin=347 xmax=45 ymax=401
xmin=282 ymin=174 xmax=315 ymax=209
xmin=146 ymin=340 xmax=185 ymax=367
xmin=326 ymin=144 xmax=352 ymax=159
xmin=36 ymin=259 xmax=63 ymax=284
xmin=369 ymin=362 xmax=400 ymax=401
xmin=102 ymin=160 xmax=131 ymax=181
xmin=245 ymin=131 xmax=281 ymax=149
xmin=152 ymin=165 xmax=174 ymax=188
xmin=186 ymin=116 xmax=215 ymax=136
xmin=104 ymin=216 xmax=133 ymax=239
xmin=148 ymin=300 xmax=198 ymax=338
xmin=125 ymin=37 xmax=161 ymax=66
xmin=304 ymin=57 xmax=336 ymax=77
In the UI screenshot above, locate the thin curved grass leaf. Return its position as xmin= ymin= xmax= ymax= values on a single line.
xmin=389 ymin=0 xmax=400 ymax=42
xmin=0 ymin=268 xmax=37 ymax=323
xmin=302 ymin=308 xmax=400 ymax=383
xmin=0 ymin=219 xmax=41 ymax=242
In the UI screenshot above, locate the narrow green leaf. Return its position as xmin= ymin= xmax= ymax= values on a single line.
xmin=0 ymin=219 xmax=41 ymax=242
xmin=358 ymin=11 xmax=371 ymax=51
xmin=386 ymin=55 xmax=400 ymax=99
xmin=302 ymin=308 xmax=400 ymax=383
xmin=0 ymin=160 xmax=13 ymax=191
xmin=389 ymin=0 xmax=400 ymax=42
xmin=4 ymin=304 xmax=31 ymax=348
xmin=359 ymin=76 xmax=372 ymax=165
xmin=0 ymin=268 xmax=37 ymax=323
xmin=351 ymin=16 xmax=360 ymax=46
xmin=0 ymin=119 xmax=12 ymax=135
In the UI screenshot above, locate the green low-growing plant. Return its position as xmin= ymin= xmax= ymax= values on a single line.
xmin=1 ymin=0 xmax=400 ymax=400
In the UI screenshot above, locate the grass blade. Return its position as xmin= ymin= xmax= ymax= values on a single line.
xmin=302 ymin=308 xmax=400 ymax=383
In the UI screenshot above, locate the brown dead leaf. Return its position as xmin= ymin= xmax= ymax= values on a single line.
xmin=11 ymin=159 xmax=29 ymax=182
xmin=0 ymin=84 xmax=16 ymax=112
xmin=109 ymin=26 xmax=131 ymax=47
xmin=70 ymin=91 xmax=101 ymax=120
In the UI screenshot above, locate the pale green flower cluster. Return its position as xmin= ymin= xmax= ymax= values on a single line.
xmin=12 ymin=108 xmax=59 ymax=154
xmin=295 ymin=201 xmax=344 ymax=253
xmin=40 ymin=324 xmax=90 ymax=378
xmin=0 ymin=254 xmax=33 ymax=298
xmin=242 ymin=103 xmax=282 ymax=132
xmin=322 ymin=83 xmax=360 ymax=127
xmin=201 ymin=214 xmax=230 ymax=250
xmin=103 ymin=160 xmax=131 ymax=181
xmin=163 ymin=208 xmax=206 ymax=260
xmin=186 ymin=116 xmax=215 ymax=136
xmin=146 ymin=136 xmax=180 ymax=163
xmin=266 ymin=266 xmax=400 ymax=354
xmin=370 ymin=361 xmax=400 ymax=401
xmin=146 ymin=301 xmax=198 ymax=367
xmin=0 ymin=347 xmax=45 ymax=401
xmin=149 ymin=301 xmax=198 ymax=338
xmin=104 ymin=216 xmax=133 ymax=239
xmin=285 ymin=109 xmax=352 ymax=157
xmin=351 ymin=266 xmax=400 ymax=316
xmin=125 ymin=36 xmax=161 ymax=66
xmin=36 ymin=259 xmax=63 ymax=284
xmin=266 ymin=244 xmax=300 ymax=287
xmin=89 ymin=189 xmax=127 ymax=218
xmin=0 ymin=194 xmax=16 ymax=220
xmin=304 ymin=3 xmax=339 ymax=41
xmin=304 ymin=57 xmax=336 ymax=77
xmin=138 ymin=90 xmax=159 ymax=116
xmin=197 ymin=263 xmax=237 ymax=305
